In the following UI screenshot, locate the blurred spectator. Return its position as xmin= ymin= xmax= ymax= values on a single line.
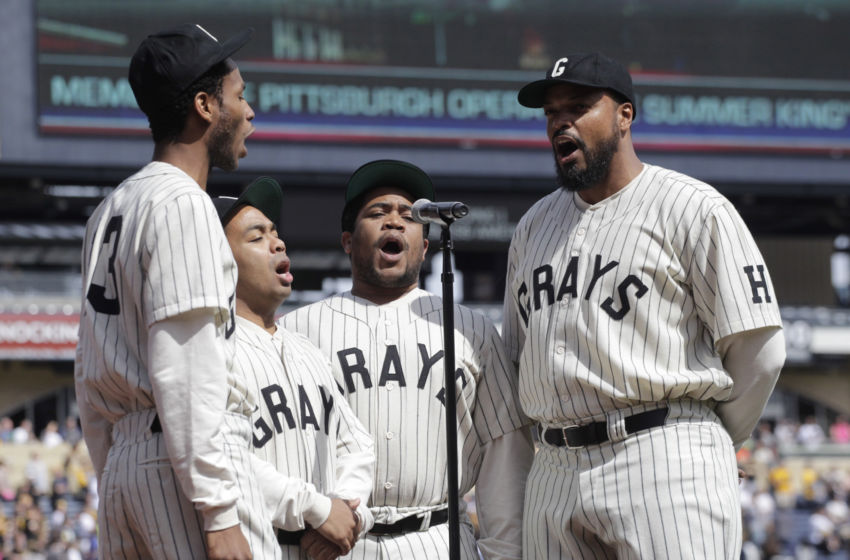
xmin=60 ymin=416 xmax=83 ymax=447
xmin=0 ymin=415 xmax=14 ymax=443
xmin=24 ymin=450 xmax=50 ymax=496
xmin=807 ymin=504 xmax=841 ymax=555
xmin=11 ymin=418 xmax=34 ymax=444
xmin=798 ymin=416 xmax=827 ymax=448
xmin=0 ymin=458 xmax=15 ymax=501
xmin=824 ymin=490 xmax=849 ymax=530
xmin=830 ymin=415 xmax=850 ymax=445
xmin=754 ymin=420 xmax=778 ymax=448
xmin=41 ymin=419 xmax=64 ymax=448
xmin=50 ymin=497 xmax=69 ymax=532
xmin=775 ymin=418 xmax=798 ymax=447
xmin=752 ymin=440 xmax=777 ymax=466
xmin=799 ymin=463 xmax=829 ymax=508
xmin=51 ymin=466 xmax=71 ymax=510
xmin=751 ymin=489 xmax=777 ymax=547
xmin=769 ymin=461 xmax=796 ymax=509
xmin=65 ymin=441 xmax=94 ymax=501
xmin=13 ymin=490 xmax=49 ymax=554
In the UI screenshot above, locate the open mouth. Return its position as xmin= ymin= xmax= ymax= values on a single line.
xmin=381 ymin=239 xmax=403 ymax=255
xmin=275 ymin=259 xmax=293 ymax=285
xmin=554 ymin=136 xmax=579 ymax=162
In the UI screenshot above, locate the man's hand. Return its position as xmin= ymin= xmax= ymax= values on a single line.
xmin=314 ymin=498 xmax=360 ymax=554
xmin=344 ymin=499 xmax=363 ymax=536
xmin=205 ymin=524 xmax=252 ymax=560
xmin=301 ymin=529 xmax=343 ymax=560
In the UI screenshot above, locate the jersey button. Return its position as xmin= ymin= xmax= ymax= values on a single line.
xmin=384 ymin=482 xmax=393 ymax=490
xmin=386 ymin=383 xmax=394 ymax=392
xmin=386 ymin=431 xmax=394 ymax=439
xmin=559 ymin=298 xmax=568 ymax=307
xmin=556 ymin=346 xmax=565 ymax=355
xmin=577 ymin=227 xmax=586 ymax=236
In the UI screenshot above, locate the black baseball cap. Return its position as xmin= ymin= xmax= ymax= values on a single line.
xmin=344 ymin=159 xmax=435 ymax=207
xmin=517 ymin=52 xmax=635 ymax=115
xmin=213 ymin=176 xmax=282 ymax=229
xmin=129 ymin=23 xmax=253 ymax=118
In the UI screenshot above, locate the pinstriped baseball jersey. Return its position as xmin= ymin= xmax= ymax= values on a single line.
xmin=502 ymin=163 xmax=782 ymax=425
xmin=77 ymin=162 xmax=240 ymax=426
xmin=281 ymin=289 xmax=528 ymax=526
xmin=75 ymin=161 xmax=280 ymax=558
xmin=234 ymin=317 xmax=376 ymax=558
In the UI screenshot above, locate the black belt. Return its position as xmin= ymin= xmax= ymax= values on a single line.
xmin=150 ymin=414 xmax=162 ymax=433
xmin=540 ymin=407 xmax=669 ymax=448
xmin=369 ymin=509 xmax=449 ymax=536
xmin=277 ymin=528 xmax=306 ymax=546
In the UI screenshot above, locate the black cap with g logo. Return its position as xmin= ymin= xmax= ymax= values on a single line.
xmin=517 ymin=52 xmax=635 ymax=115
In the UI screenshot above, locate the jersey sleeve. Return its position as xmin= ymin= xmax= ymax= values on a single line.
xmin=143 ymin=191 xmax=233 ymax=327
xmin=475 ymin=428 xmax=534 ymax=560
xmin=471 ymin=315 xmax=531 ymax=445
xmin=688 ymin=201 xmax=782 ymax=344
xmin=148 ymin=309 xmax=241 ymax=531
xmin=248 ymin=451 xmax=334 ymax=531
xmin=501 ymin=222 xmax=527 ymax=365
xmin=330 ymin=387 xmax=376 ymax=537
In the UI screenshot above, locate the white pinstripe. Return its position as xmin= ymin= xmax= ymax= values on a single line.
xmin=233 ymin=316 xmax=375 ymax=557
xmin=282 ymin=288 xmax=528 ymax=558
xmin=76 ymin=162 xmax=280 ymax=559
xmin=523 ymin=401 xmax=741 ymax=559
xmin=503 ymin=164 xmax=781 ymax=558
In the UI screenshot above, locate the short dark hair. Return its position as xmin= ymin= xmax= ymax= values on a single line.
xmin=341 ymin=192 xmax=430 ymax=237
xmin=608 ymin=90 xmax=633 ymax=117
xmin=148 ymin=59 xmax=233 ymax=144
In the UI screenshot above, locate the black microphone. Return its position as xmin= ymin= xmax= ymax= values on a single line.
xmin=411 ymin=199 xmax=469 ymax=226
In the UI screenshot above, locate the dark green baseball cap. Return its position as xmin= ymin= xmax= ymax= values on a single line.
xmin=213 ymin=176 xmax=282 ymax=228
xmin=344 ymin=160 xmax=435 ymax=207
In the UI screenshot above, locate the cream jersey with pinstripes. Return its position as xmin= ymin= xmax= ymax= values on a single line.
xmin=75 ymin=161 xmax=246 ymax=523
xmin=281 ymin=288 xmax=529 ymax=525
xmin=502 ymin=163 xmax=783 ymax=425
xmin=235 ymin=317 xmax=375 ymax=534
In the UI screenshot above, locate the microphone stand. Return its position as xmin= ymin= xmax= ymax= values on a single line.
xmin=439 ymin=220 xmax=461 ymax=560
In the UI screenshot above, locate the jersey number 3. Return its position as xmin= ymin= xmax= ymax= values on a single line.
xmin=86 ymin=215 xmax=123 ymax=315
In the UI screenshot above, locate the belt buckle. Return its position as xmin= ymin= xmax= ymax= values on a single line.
xmin=559 ymin=424 xmax=583 ymax=449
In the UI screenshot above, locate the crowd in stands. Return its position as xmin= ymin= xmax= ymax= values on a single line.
xmin=0 ymin=416 xmax=96 ymax=559
xmin=738 ymin=416 xmax=850 ymax=559
xmin=0 ymin=414 xmax=848 ymax=559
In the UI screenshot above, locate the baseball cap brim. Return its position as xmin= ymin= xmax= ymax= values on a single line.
xmin=345 ymin=160 xmax=435 ymax=205
xmin=210 ymin=27 xmax=253 ymax=72
xmin=519 ymin=77 xmax=627 ymax=108
xmin=213 ymin=176 xmax=282 ymax=229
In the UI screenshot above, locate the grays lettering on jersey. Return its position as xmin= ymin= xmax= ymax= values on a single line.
xmin=503 ymin=164 xmax=782 ymax=424
xmin=234 ymin=315 xmax=375 ymax=560
xmin=282 ymin=288 xmax=529 ymax=559
xmin=503 ymin=163 xmax=781 ymax=559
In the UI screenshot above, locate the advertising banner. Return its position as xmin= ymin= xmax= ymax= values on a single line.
xmin=35 ymin=3 xmax=850 ymax=155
